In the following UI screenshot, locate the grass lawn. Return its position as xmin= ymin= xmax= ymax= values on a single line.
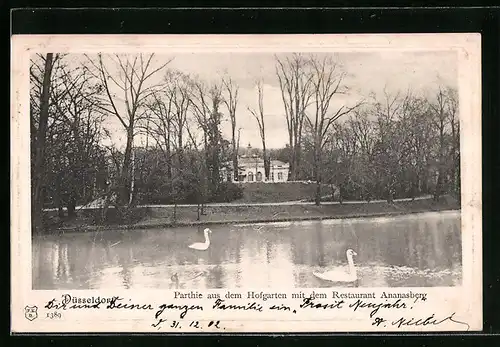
xmin=235 ymin=182 xmax=334 ymax=203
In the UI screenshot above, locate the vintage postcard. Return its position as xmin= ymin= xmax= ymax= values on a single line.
xmin=11 ymin=34 xmax=482 ymax=333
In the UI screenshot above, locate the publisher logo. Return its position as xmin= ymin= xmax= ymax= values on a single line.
xmin=24 ymin=305 xmax=38 ymax=321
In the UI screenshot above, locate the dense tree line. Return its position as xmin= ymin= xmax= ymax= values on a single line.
xmin=30 ymin=54 xmax=108 ymax=231
xmin=299 ymin=87 xmax=459 ymax=203
xmin=30 ymin=53 xmax=243 ymax=231
xmin=30 ymin=52 xmax=459 ymax=232
xmin=275 ymin=53 xmax=459 ymax=204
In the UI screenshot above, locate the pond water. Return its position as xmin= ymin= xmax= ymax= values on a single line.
xmin=32 ymin=211 xmax=462 ymax=289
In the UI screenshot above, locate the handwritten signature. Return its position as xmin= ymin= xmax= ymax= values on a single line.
xmin=391 ymin=312 xmax=470 ymax=330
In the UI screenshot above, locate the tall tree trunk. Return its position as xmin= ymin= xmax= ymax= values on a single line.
xmin=202 ymin=134 xmax=209 ymax=210
xmin=166 ymin=121 xmax=172 ymax=182
xmin=129 ymin=147 xmax=135 ymax=206
xmin=292 ymin=128 xmax=299 ymax=180
xmin=422 ymin=164 xmax=430 ymax=194
xmin=67 ymin=124 xmax=81 ymax=218
xmin=315 ymin=181 xmax=321 ymax=206
xmin=120 ymin=127 xmax=134 ymax=205
xmin=434 ymin=171 xmax=444 ymax=201
xmin=286 ymin=125 xmax=294 ymax=181
xmin=387 ymin=180 xmax=394 ymax=204
xmin=67 ymin=196 xmax=76 ymax=218
xmin=434 ymin=127 xmax=445 ymax=201
xmin=451 ymin=130 xmax=460 ymax=198
xmin=32 ymin=53 xmax=54 ymax=233
xmin=314 ymin=146 xmax=322 ymax=206
xmin=67 ymin=168 xmax=78 ymax=219
xmin=264 ymin=157 xmax=270 ymax=181
xmin=55 ymin=178 xmax=65 ymax=219
xmin=289 ymin=150 xmax=297 ymax=181
xmin=232 ymin=125 xmax=238 ymax=182
xmin=232 ymin=155 xmax=238 ymax=182
xmin=262 ymin=142 xmax=269 ymax=181
xmin=177 ymin=131 xmax=183 ymax=167
xmin=222 ymin=76 xmax=239 ymax=182
xmin=296 ymin=133 xmax=303 ymax=180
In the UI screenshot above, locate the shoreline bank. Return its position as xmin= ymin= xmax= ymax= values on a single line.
xmin=42 ymin=197 xmax=460 ymax=234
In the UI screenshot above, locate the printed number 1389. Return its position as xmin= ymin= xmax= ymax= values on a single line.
xmin=46 ymin=312 xmax=62 ymax=319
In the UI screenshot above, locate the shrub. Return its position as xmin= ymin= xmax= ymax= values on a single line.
xmin=209 ymin=182 xmax=244 ymax=203
xmin=137 ymin=180 xmax=243 ymax=205
xmin=90 ymin=206 xmax=149 ymax=225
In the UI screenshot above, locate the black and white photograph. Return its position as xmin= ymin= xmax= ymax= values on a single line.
xmin=29 ymin=47 xmax=463 ymax=291
xmin=9 ymin=32 xmax=483 ymax=333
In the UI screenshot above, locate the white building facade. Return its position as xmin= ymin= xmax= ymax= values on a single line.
xmin=221 ymin=145 xmax=290 ymax=183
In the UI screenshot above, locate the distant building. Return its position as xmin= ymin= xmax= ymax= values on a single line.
xmin=221 ymin=143 xmax=290 ymax=183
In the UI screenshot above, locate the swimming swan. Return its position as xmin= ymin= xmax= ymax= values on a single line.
xmin=313 ymin=249 xmax=358 ymax=282
xmin=188 ymin=228 xmax=212 ymax=251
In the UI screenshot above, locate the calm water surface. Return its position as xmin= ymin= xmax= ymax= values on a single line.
xmin=32 ymin=211 xmax=462 ymax=289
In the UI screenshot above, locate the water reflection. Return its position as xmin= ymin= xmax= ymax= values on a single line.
xmin=33 ymin=211 xmax=462 ymax=289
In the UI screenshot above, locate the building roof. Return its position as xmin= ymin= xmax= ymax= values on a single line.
xmin=270 ymin=160 xmax=288 ymax=166
xmin=222 ymin=156 xmax=289 ymax=168
xmin=238 ymin=157 xmax=264 ymax=165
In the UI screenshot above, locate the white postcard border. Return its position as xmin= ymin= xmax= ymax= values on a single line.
xmin=11 ymin=34 xmax=482 ymax=333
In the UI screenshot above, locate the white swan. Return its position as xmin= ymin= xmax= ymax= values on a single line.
xmin=313 ymin=249 xmax=358 ymax=282
xmin=188 ymin=228 xmax=212 ymax=251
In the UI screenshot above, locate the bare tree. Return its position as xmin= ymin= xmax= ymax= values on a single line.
xmin=374 ymin=89 xmax=402 ymax=203
xmin=146 ymin=90 xmax=174 ymax=181
xmin=189 ymin=78 xmax=212 ymax=157
xmin=31 ymin=53 xmax=55 ymax=233
xmin=49 ymin=64 xmax=104 ymax=216
xmin=247 ymin=80 xmax=270 ymax=180
xmin=303 ymin=81 xmax=458 ymax=204
xmin=165 ymin=70 xmax=191 ymax=167
xmin=306 ymin=55 xmax=363 ymax=205
xmin=372 ymin=88 xmax=417 ymax=203
xmin=31 ymin=53 xmax=105 ymax=223
xmin=429 ymin=87 xmax=447 ymax=201
xmin=206 ymin=83 xmax=224 ymax=194
xmin=188 ymin=78 xmax=215 ymax=212
xmin=327 ymin=122 xmax=358 ymax=204
xmin=222 ymin=75 xmax=239 ymax=182
xmin=85 ymin=53 xmax=171 ymax=206
xmin=445 ymin=87 xmax=460 ymax=196
xmin=348 ymin=110 xmax=378 ymax=201
xmin=397 ymin=93 xmax=433 ymax=199
xmin=237 ymin=127 xmax=242 ymax=154
xmin=275 ymin=53 xmax=314 ymax=180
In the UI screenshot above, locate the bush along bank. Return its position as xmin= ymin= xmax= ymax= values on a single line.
xmin=40 ymin=196 xmax=460 ymax=234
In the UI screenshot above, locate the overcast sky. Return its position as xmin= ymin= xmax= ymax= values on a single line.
xmin=75 ymin=51 xmax=457 ymax=150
